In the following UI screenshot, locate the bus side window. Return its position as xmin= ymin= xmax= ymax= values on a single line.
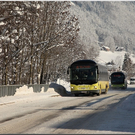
xmin=97 ymin=68 xmax=99 ymax=81
xmin=97 ymin=66 xmax=99 ymax=74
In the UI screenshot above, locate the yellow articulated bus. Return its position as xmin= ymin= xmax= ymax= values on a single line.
xmin=67 ymin=59 xmax=109 ymax=96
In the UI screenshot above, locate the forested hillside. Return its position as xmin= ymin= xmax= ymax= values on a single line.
xmin=70 ymin=1 xmax=135 ymax=53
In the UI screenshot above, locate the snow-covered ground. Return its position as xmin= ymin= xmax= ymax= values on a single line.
xmin=0 ymin=79 xmax=70 ymax=105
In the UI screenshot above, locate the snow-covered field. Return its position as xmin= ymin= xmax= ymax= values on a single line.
xmin=96 ymin=50 xmax=135 ymax=68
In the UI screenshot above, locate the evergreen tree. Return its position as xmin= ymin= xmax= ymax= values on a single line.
xmin=122 ymin=53 xmax=133 ymax=78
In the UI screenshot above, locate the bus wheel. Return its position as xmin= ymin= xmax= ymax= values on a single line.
xmin=104 ymin=86 xmax=108 ymax=94
xmin=122 ymin=87 xmax=127 ymax=90
xmin=97 ymin=89 xmax=101 ymax=96
xmin=74 ymin=93 xmax=79 ymax=96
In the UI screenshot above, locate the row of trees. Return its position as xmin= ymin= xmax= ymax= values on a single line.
xmin=0 ymin=1 xmax=92 ymax=85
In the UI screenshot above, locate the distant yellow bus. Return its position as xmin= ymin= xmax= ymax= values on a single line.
xmin=67 ymin=59 xmax=109 ymax=96
xmin=110 ymin=71 xmax=127 ymax=89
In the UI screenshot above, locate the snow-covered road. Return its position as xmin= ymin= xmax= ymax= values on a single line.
xmin=0 ymin=84 xmax=135 ymax=134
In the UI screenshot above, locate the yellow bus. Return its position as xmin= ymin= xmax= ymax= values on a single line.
xmin=110 ymin=71 xmax=127 ymax=89
xmin=67 ymin=59 xmax=109 ymax=96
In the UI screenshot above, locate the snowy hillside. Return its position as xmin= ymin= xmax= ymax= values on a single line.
xmin=70 ymin=1 xmax=135 ymax=53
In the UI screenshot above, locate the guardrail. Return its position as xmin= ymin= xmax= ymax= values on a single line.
xmin=0 ymin=84 xmax=49 ymax=98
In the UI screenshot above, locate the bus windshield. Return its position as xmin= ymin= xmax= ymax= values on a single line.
xmin=70 ymin=65 xmax=98 ymax=85
xmin=111 ymin=74 xmax=125 ymax=84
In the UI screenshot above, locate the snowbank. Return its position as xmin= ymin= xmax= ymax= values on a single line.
xmin=14 ymin=85 xmax=34 ymax=96
xmin=57 ymin=78 xmax=70 ymax=92
xmin=13 ymin=79 xmax=71 ymax=97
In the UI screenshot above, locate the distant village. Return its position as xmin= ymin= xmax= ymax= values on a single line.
xmin=100 ymin=46 xmax=125 ymax=52
xmin=100 ymin=46 xmax=135 ymax=76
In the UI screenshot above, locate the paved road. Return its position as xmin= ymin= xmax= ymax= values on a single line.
xmin=0 ymin=84 xmax=135 ymax=134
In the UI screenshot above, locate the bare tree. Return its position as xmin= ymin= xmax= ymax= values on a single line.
xmin=35 ymin=1 xmax=81 ymax=84
xmin=0 ymin=1 xmax=82 ymax=85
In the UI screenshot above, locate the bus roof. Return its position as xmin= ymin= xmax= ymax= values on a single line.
xmin=111 ymin=71 xmax=127 ymax=76
xmin=69 ymin=59 xmax=107 ymax=71
xmin=70 ymin=59 xmax=97 ymax=67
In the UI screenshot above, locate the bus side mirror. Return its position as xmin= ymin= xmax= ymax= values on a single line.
xmin=67 ymin=70 xmax=69 ymax=74
xmin=67 ymin=67 xmax=69 ymax=74
xmin=97 ymin=66 xmax=99 ymax=74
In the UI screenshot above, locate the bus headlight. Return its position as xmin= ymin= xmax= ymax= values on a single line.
xmin=94 ymin=86 xmax=97 ymax=89
xmin=71 ymin=87 xmax=74 ymax=90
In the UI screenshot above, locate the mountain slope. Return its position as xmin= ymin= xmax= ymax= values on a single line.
xmin=70 ymin=1 xmax=135 ymax=53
